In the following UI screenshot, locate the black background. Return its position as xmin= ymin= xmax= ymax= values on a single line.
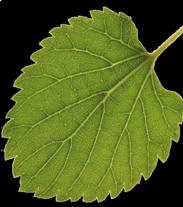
xmin=0 ymin=0 xmax=183 ymax=206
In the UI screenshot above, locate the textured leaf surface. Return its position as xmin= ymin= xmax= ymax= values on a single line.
xmin=2 ymin=7 xmax=183 ymax=202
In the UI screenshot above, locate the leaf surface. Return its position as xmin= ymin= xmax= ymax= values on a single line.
xmin=2 ymin=7 xmax=183 ymax=202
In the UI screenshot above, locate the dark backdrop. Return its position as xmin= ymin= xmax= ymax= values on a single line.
xmin=0 ymin=0 xmax=182 ymax=206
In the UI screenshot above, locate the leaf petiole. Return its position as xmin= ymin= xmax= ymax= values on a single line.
xmin=152 ymin=25 xmax=183 ymax=59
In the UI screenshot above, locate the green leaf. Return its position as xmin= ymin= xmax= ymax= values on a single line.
xmin=2 ymin=7 xmax=183 ymax=203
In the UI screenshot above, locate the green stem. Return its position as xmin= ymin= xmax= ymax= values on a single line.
xmin=151 ymin=25 xmax=183 ymax=59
